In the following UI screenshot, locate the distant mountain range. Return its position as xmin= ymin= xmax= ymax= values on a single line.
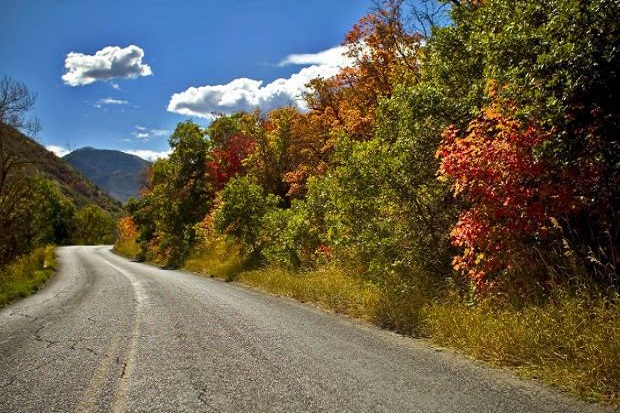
xmin=64 ymin=147 xmax=151 ymax=203
xmin=3 ymin=132 xmax=122 ymax=214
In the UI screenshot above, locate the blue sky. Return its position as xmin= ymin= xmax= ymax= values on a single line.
xmin=1 ymin=0 xmax=371 ymax=160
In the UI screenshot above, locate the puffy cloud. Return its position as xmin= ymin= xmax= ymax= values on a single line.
xmin=123 ymin=149 xmax=171 ymax=162
xmin=62 ymin=45 xmax=152 ymax=86
xmin=167 ymin=45 xmax=353 ymax=119
xmin=46 ymin=145 xmax=71 ymax=157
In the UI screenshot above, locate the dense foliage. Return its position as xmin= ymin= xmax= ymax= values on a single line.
xmin=127 ymin=0 xmax=618 ymax=298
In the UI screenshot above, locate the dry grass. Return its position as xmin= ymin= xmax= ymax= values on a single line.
xmin=185 ymin=239 xmax=245 ymax=281
xmin=113 ymin=238 xmax=140 ymax=260
xmin=237 ymin=265 xmax=382 ymax=321
xmin=0 ymin=246 xmax=56 ymax=307
xmin=423 ymin=290 xmax=620 ymax=404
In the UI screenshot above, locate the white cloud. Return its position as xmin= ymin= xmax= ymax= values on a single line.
xmin=131 ymin=126 xmax=170 ymax=141
xmin=94 ymin=97 xmax=129 ymax=108
xmin=98 ymin=98 xmax=128 ymax=105
xmin=46 ymin=145 xmax=71 ymax=157
xmin=62 ymin=45 xmax=152 ymax=86
xmin=123 ymin=149 xmax=171 ymax=162
xmin=167 ymin=45 xmax=354 ymax=119
xmin=278 ymin=45 xmax=351 ymax=67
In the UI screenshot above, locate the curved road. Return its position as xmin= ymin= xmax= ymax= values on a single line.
xmin=0 ymin=246 xmax=615 ymax=412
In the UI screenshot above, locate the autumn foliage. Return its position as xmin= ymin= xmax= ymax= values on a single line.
xmin=126 ymin=0 xmax=618 ymax=293
xmin=438 ymin=102 xmax=552 ymax=286
xmin=306 ymin=3 xmax=422 ymax=141
xmin=207 ymin=134 xmax=254 ymax=190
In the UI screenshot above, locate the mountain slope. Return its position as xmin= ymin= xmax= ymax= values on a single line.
xmin=63 ymin=147 xmax=150 ymax=203
xmin=3 ymin=132 xmax=122 ymax=214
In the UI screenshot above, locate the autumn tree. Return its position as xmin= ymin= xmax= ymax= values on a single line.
xmin=133 ymin=121 xmax=213 ymax=267
xmin=71 ymin=204 xmax=116 ymax=245
xmin=0 ymin=77 xmax=47 ymax=266
xmin=243 ymin=108 xmax=296 ymax=201
xmin=206 ymin=113 xmax=255 ymax=190
xmin=431 ymin=0 xmax=619 ymax=289
xmin=305 ymin=1 xmax=423 ymax=141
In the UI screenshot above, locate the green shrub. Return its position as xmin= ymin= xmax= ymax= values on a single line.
xmin=213 ymin=177 xmax=279 ymax=256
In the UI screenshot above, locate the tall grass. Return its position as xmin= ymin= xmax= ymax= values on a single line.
xmin=185 ymin=239 xmax=245 ymax=281
xmin=0 ymin=246 xmax=56 ymax=307
xmin=113 ymin=237 xmax=140 ymax=260
xmin=238 ymin=266 xmax=382 ymax=321
xmin=423 ymin=288 xmax=620 ymax=403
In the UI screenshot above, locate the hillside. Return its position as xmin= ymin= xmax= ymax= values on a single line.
xmin=64 ymin=147 xmax=150 ymax=203
xmin=3 ymin=131 xmax=122 ymax=214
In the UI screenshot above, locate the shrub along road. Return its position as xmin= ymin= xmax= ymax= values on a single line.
xmin=0 ymin=246 xmax=615 ymax=412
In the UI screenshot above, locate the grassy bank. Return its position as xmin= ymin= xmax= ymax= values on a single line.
xmin=0 ymin=246 xmax=56 ymax=307
xmin=183 ymin=245 xmax=619 ymax=405
xmin=424 ymin=292 xmax=620 ymax=404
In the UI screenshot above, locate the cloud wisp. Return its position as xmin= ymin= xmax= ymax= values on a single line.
xmin=62 ymin=45 xmax=152 ymax=86
xmin=167 ymin=45 xmax=353 ymax=119
xmin=278 ymin=45 xmax=350 ymax=67
xmin=132 ymin=126 xmax=170 ymax=141
xmin=94 ymin=97 xmax=129 ymax=108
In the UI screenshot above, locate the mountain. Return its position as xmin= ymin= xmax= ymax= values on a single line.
xmin=2 ymin=132 xmax=122 ymax=214
xmin=63 ymin=147 xmax=151 ymax=203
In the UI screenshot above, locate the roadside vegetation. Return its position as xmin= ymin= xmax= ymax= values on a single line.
xmin=116 ymin=0 xmax=619 ymax=405
xmin=0 ymin=76 xmax=118 ymax=305
xmin=0 ymin=246 xmax=56 ymax=307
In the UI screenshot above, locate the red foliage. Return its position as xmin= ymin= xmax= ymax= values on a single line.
xmin=206 ymin=134 xmax=255 ymax=189
xmin=436 ymin=104 xmax=588 ymax=288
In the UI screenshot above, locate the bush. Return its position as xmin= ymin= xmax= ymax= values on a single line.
xmin=262 ymin=200 xmax=322 ymax=269
xmin=213 ymin=177 xmax=279 ymax=256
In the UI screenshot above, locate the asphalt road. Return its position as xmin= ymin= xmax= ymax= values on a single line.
xmin=0 ymin=246 xmax=616 ymax=413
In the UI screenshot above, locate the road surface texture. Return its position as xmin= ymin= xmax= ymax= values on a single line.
xmin=0 ymin=246 xmax=616 ymax=413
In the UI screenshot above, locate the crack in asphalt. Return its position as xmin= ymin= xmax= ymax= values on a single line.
xmin=0 ymin=376 xmax=19 ymax=390
xmin=8 ymin=312 xmax=36 ymax=320
xmin=32 ymin=324 xmax=59 ymax=348
xmin=68 ymin=340 xmax=98 ymax=356
xmin=198 ymin=389 xmax=221 ymax=413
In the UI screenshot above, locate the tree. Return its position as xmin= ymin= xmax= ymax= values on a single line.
xmin=431 ymin=0 xmax=620 ymax=288
xmin=71 ymin=204 xmax=115 ymax=245
xmin=132 ymin=121 xmax=214 ymax=267
xmin=206 ymin=114 xmax=255 ymax=190
xmin=243 ymin=108 xmax=296 ymax=201
xmin=213 ymin=177 xmax=279 ymax=256
xmin=305 ymin=2 xmax=423 ymax=141
xmin=0 ymin=77 xmax=45 ymax=266
xmin=0 ymin=76 xmax=39 ymax=192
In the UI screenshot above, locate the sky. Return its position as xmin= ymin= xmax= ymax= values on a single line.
xmin=1 ymin=0 xmax=371 ymax=161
